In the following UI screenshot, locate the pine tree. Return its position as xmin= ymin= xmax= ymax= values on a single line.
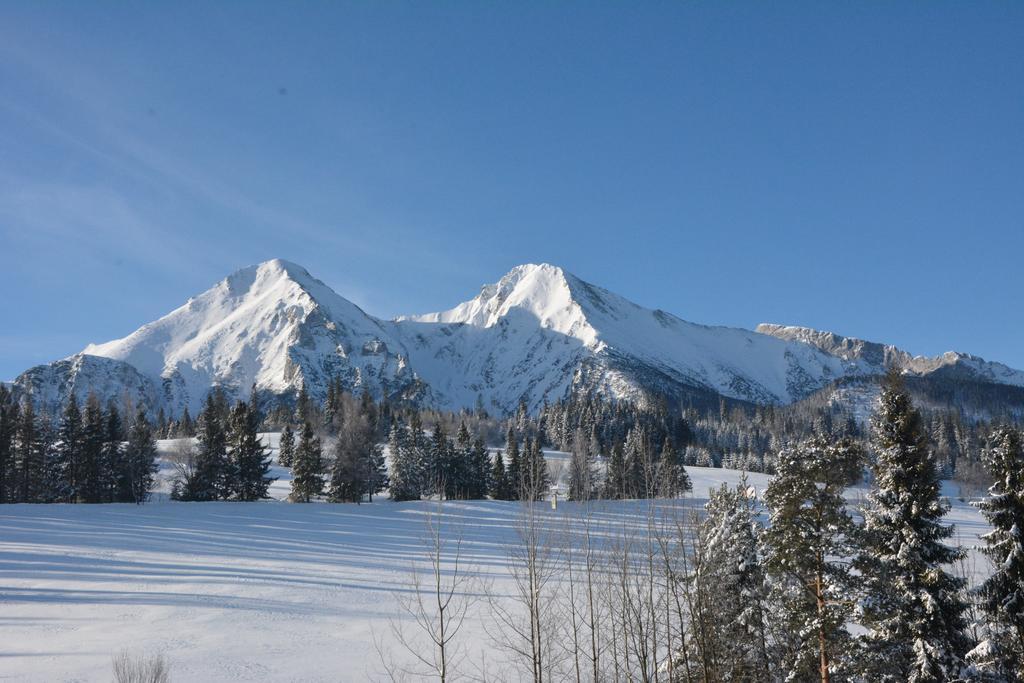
xmin=469 ymin=436 xmax=490 ymax=500
xmin=967 ymin=426 xmax=1024 ymax=680
xmin=328 ymin=430 xmax=362 ymax=503
xmin=426 ymin=423 xmax=451 ymax=499
xmin=189 ymin=391 xmax=231 ymax=501
xmin=53 ymin=395 xmax=83 ymax=502
xmin=604 ymin=440 xmax=627 ymax=500
xmin=521 ymin=437 xmax=550 ymax=502
xmin=855 ymin=373 xmax=970 ymax=682
xmin=102 ymin=402 xmax=124 ymax=503
xmin=14 ymin=399 xmax=47 ymax=503
xmin=295 ymin=385 xmax=312 ymax=427
xmin=179 ymin=406 xmax=194 ymax=437
xmin=278 ymin=423 xmax=295 ymax=467
xmin=328 ymin=399 xmax=384 ymax=503
xmin=505 ymin=428 xmax=522 ymax=500
xmin=449 ymin=423 xmax=473 ymax=500
xmin=79 ymin=393 xmax=106 ymax=503
xmin=762 ymin=435 xmax=862 ymax=683
xmin=567 ymin=428 xmax=596 ymax=502
xmin=408 ymin=413 xmax=429 ymax=495
xmin=623 ymin=426 xmax=650 ymax=498
xmin=489 ymin=448 xmax=510 ymax=500
xmin=0 ymin=387 xmax=17 ymax=504
xmin=693 ymin=478 xmax=771 ymax=681
xmin=121 ymin=408 xmax=158 ymax=503
xmin=657 ymin=438 xmax=692 ymax=498
xmin=387 ymin=422 xmax=420 ymax=502
xmin=228 ymin=402 xmax=274 ymax=501
xmin=290 ymin=421 xmax=323 ymax=502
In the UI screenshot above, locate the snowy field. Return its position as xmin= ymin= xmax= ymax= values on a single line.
xmin=0 ymin=442 xmax=993 ymax=682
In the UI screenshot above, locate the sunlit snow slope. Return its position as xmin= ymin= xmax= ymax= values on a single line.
xmin=12 ymin=260 xmax=1024 ymax=415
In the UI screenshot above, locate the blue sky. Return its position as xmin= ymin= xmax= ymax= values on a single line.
xmin=2 ymin=2 xmax=1022 ymax=380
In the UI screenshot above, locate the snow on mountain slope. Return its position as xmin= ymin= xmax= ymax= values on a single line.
xmin=400 ymin=264 xmax=859 ymax=411
xmin=77 ymin=259 xmax=423 ymax=414
xmin=756 ymin=324 xmax=1024 ymax=388
xmin=11 ymin=260 xmax=1024 ymax=416
xmin=13 ymin=354 xmax=162 ymax=415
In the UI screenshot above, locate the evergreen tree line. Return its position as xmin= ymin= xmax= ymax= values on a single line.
xmin=276 ymin=385 xmax=387 ymax=504
xmin=170 ymin=388 xmax=275 ymax=502
xmin=661 ymin=372 xmax=1024 ymax=682
xmin=0 ymin=385 xmax=157 ymax=504
xmin=393 ymin=373 xmax=1024 ymax=682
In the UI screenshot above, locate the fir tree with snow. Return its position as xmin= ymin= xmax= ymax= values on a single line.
xmin=505 ymin=428 xmax=522 ymax=499
xmin=0 ymin=386 xmax=15 ymax=503
xmin=967 ymin=426 xmax=1024 ymax=680
xmin=79 ymin=393 xmax=106 ymax=503
xmin=387 ymin=422 xmax=420 ymax=502
xmin=186 ymin=391 xmax=232 ymax=501
xmin=469 ymin=436 xmax=491 ymax=500
xmin=228 ymin=402 xmax=274 ymax=501
xmin=278 ymin=423 xmax=295 ymax=467
xmin=604 ymin=440 xmax=627 ymax=500
xmin=290 ymin=421 xmax=323 ymax=503
xmin=121 ymin=408 xmax=158 ymax=504
xmin=762 ymin=435 xmax=863 ymax=683
xmin=101 ymin=402 xmax=123 ymax=502
xmin=567 ymin=428 xmax=596 ymax=501
xmin=694 ymin=477 xmax=771 ymax=681
xmin=14 ymin=399 xmax=48 ymax=503
xmin=657 ymin=438 xmax=691 ymax=498
xmin=855 ymin=372 xmax=970 ymax=682
xmin=52 ymin=395 xmax=83 ymax=503
xmin=489 ymin=449 xmax=511 ymax=500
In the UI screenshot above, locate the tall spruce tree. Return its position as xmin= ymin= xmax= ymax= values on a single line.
xmin=967 ymin=426 xmax=1024 ymax=680
xmin=489 ymin=449 xmax=511 ymax=500
xmin=658 ymin=438 xmax=692 ymax=498
xmin=567 ymin=428 xmax=596 ymax=502
xmin=290 ymin=421 xmax=323 ymax=502
xmin=604 ymin=440 xmax=627 ymax=500
xmin=855 ymin=373 xmax=970 ymax=682
xmin=505 ymin=428 xmax=522 ymax=500
xmin=762 ymin=435 xmax=862 ymax=683
xmin=189 ymin=391 xmax=231 ymax=501
xmin=469 ymin=436 xmax=490 ymax=500
xmin=387 ymin=422 xmax=420 ymax=502
xmin=426 ymin=423 xmax=451 ymax=499
xmin=328 ymin=400 xmax=382 ymax=503
xmin=102 ymin=402 xmax=124 ymax=503
xmin=121 ymin=408 xmax=158 ymax=503
xmin=14 ymin=399 xmax=47 ymax=503
xmin=450 ymin=423 xmax=473 ymax=500
xmin=228 ymin=402 xmax=274 ymax=501
xmin=0 ymin=387 xmax=17 ymax=503
xmin=278 ymin=423 xmax=295 ymax=467
xmin=80 ymin=394 xmax=106 ymax=503
xmin=694 ymin=478 xmax=771 ymax=681
xmin=53 ymin=395 xmax=83 ymax=502
xmin=521 ymin=437 xmax=550 ymax=502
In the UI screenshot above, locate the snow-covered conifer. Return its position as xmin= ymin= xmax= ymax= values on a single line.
xmin=855 ymin=372 xmax=970 ymax=682
xmin=967 ymin=427 xmax=1024 ymax=680
xmin=762 ymin=435 xmax=862 ymax=683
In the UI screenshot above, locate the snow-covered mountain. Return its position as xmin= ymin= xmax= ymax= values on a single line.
xmin=10 ymin=259 xmax=1024 ymax=416
xmin=756 ymin=324 xmax=1024 ymax=388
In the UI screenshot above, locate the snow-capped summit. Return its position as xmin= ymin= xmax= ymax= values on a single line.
xmin=401 ymin=264 xmax=857 ymax=411
xmin=405 ymin=263 xmax=602 ymax=346
xmin=11 ymin=260 xmax=1024 ymax=417
xmin=76 ymin=259 xmax=422 ymax=414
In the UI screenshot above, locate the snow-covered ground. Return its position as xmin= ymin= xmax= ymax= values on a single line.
xmin=0 ymin=445 xmax=992 ymax=682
